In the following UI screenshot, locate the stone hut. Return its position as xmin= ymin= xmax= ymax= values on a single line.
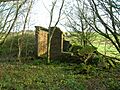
xmin=35 ymin=26 xmax=63 ymax=60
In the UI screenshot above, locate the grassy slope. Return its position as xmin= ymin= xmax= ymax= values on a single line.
xmin=0 ymin=62 xmax=120 ymax=90
xmin=0 ymin=63 xmax=86 ymax=90
xmin=1 ymin=31 xmax=120 ymax=60
xmin=65 ymin=32 xmax=120 ymax=58
xmin=0 ymin=32 xmax=120 ymax=90
xmin=0 ymin=32 xmax=35 ymax=60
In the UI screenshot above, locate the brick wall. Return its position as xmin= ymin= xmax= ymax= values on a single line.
xmin=35 ymin=26 xmax=48 ymax=57
xmin=50 ymin=27 xmax=63 ymax=60
xmin=35 ymin=26 xmax=63 ymax=60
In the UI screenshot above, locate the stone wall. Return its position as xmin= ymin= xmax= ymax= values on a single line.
xmin=35 ymin=26 xmax=63 ymax=60
xmin=35 ymin=26 xmax=48 ymax=57
xmin=50 ymin=27 xmax=63 ymax=60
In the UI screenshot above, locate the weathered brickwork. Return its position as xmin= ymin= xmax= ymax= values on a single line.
xmin=35 ymin=26 xmax=63 ymax=60
xmin=35 ymin=26 xmax=48 ymax=57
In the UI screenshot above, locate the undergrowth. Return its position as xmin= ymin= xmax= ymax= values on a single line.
xmin=0 ymin=61 xmax=120 ymax=90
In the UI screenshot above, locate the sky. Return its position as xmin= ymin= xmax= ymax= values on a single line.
xmin=21 ymin=0 xmax=120 ymax=33
xmin=29 ymin=0 xmax=66 ymax=31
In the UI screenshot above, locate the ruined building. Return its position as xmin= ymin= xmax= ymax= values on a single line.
xmin=35 ymin=26 xmax=66 ymax=60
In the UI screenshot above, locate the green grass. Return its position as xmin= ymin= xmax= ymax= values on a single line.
xmin=92 ymin=38 xmax=120 ymax=58
xmin=65 ymin=32 xmax=120 ymax=58
xmin=0 ymin=31 xmax=120 ymax=90
xmin=0 ymin=32 xmax=35 ymax=60
xmin=1 ymin=31 xmax=120 ymax=60
xmin=0 ymin=62 xmax=86 ymax=90
xmin=0 ymin=62 xmax=120 ymax=90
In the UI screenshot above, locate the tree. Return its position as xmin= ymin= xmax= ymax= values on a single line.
xmin=64 ymin=0 xmax=94 ymax=47
xmin=84 ymin=0 xmax=120 ymax=53
xmin=47 ymin=0 xmax=65 ymax=63
xmin=17 ymin=0 xmax=33 ymax=62
xmin=0 ymin=0 xmax=34 ymax=61
xmin=0 ymin=0 xmax=28 ymax=44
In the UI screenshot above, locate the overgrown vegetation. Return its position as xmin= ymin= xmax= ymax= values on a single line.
xmin=0 ymin=32 xmax=35 ymax=61
xmin=0 ymin=61 xmax=120 ymax=90
xmin=0 ymin=0 xmax=120 ymax=89
xmin=0 ymin=32 xmax=120 ymax=90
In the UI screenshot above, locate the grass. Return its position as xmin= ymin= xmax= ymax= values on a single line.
xmin=0 ymin=31 xmax=120 ymax=60
xmin=0 ymin=32 xmax=35 ymax=60
xmin=0 ymin=61 xmax=120 ymax=90
xmin=65 ymin=32 xmax=120 ymax=58
xmin=0 ymin=31 xmax=120 ymax=90
xmin=91 ymin=34 xmax=120 ymax=58
xmin=0 ymin=62 xmax=86 ymax=90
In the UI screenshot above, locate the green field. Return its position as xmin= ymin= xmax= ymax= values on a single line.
xmin=65 ymin=32 xmax=120 ymax=58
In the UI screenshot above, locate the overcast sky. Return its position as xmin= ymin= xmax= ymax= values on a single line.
xmin=29 ymin=0 xmax=67 ymax=31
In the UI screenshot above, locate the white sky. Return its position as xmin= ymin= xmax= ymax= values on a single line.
xmin=29 ymin=0 xmax=66 ymax=31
